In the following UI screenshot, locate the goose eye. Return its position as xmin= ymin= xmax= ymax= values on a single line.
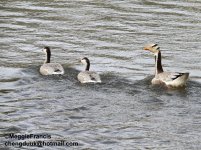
xmin=152 ymin=44 xmax=158 ymax=47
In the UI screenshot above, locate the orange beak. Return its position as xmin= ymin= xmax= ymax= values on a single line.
xmin=143 ymin=47 xmax=149 ymax=50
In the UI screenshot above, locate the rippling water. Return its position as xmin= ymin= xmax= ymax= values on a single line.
xmin=1 ymin=0 xmax=201 ymax=149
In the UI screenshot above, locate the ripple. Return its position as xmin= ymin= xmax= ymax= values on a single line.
xmin=1 ymin=0 xmax=201 ymax=149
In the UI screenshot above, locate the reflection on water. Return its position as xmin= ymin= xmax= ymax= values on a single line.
xmin=1 ymin=0 xmax=201 ymax=149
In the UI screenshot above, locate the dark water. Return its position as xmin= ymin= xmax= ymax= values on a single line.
xmin=0 ymin=0 xmax=201 ymax=149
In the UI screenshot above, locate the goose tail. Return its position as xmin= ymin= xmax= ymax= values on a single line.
xmin=167 ymin=72 xmax=189 ymax=87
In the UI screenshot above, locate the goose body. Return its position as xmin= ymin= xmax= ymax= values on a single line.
xmin=77 ymin=57 xmax=101 ymax=83
xmin=144 ymin=44 xmax=189 ymax=88
xmin=40 ymin=47 xmax=64 ymax=75
xmin=151 ymin=72 xmax=189 ymax=87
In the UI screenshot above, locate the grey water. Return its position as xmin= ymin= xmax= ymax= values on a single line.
xmin=0 ymin=0 xmax=201 ymax=149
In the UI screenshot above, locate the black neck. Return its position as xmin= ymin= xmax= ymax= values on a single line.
xmin=155 ymin=51 xmax=163 ymax=75
xmin=46 ymin=50 xmax=51 ymax=63
xmin=85 ymin=63 xmax=90 ymax=71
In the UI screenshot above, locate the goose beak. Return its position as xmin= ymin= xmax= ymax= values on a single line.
xmin=143 ymin=47 xmax=150 ymax=51
xmin=77 ymin=58 xmax=82 ymax=64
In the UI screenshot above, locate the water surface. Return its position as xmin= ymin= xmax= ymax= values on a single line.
xmin=0 ymin=0 xmax=201 ymax=149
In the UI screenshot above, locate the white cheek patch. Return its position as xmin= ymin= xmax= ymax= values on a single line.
xmin=81 ymin=59 xmax=87 ymax=65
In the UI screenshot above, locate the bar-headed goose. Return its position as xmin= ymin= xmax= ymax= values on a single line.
xmin=77 ymin=57 xmax=101 ymax=83
xmin=143 ymin=44 xmax=189 ymax=88
xmin=40 ymin=47 xmax=64 ymax=75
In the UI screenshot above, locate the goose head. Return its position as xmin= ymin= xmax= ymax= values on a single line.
xmin=81 ymin=57 xmax=90 ymax=65
xmin=43 ymin=47 xmax=51 ymax=55
xmin=80 ymin=57 xmax=90 ymax=71
xmin=144 ymin=43 xmax=160 ymax=55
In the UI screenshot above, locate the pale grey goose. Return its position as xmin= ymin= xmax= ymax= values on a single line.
xmin=144 ymin=44 xmax=189 ymax=88
xmin=77 ymin=57 xmax=101 ymax=83
xmin=40 ymin=47 xmax=64 ymax=75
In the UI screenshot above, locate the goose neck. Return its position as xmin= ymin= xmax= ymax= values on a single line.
xmin=85 ymin=62 xmax=90 ymax=71
xmin=155 ymin=50 xmax=163 ymax=75
xmin=45 ymin=51 xmax=51 ymax=63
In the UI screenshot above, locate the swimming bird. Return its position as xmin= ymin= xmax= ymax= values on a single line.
xmin=77 ymin=57 xmax=101 ymax=83
xmin=143 ymin=44 xmax=189 ymax=88
xmin=40 ymin=47 xmax=64 ymax=75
